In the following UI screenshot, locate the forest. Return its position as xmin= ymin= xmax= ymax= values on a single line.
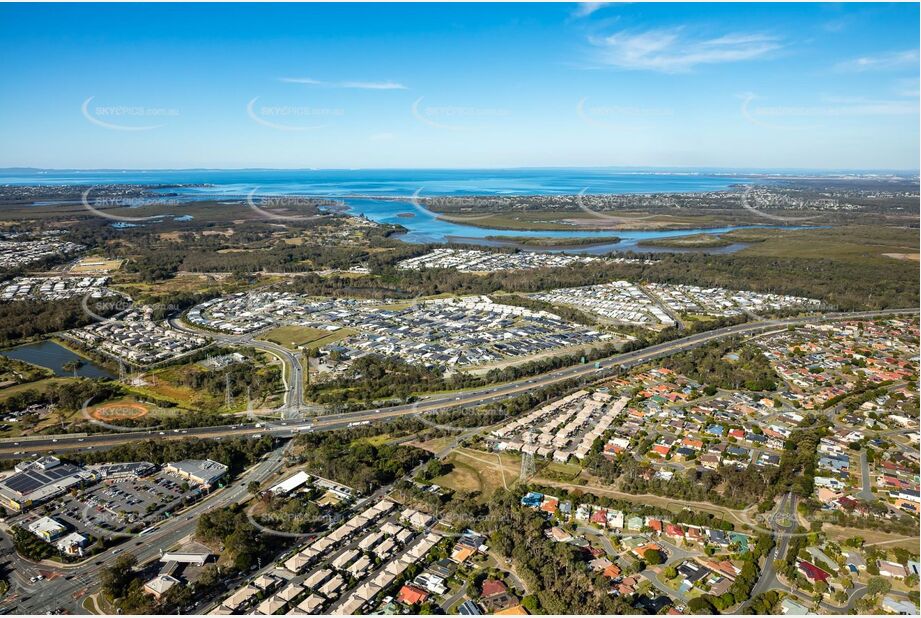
xmin=663 ymin=340 xmax=779 ymax=391
xmin=291 ymin=431 xmax=431 ymax=492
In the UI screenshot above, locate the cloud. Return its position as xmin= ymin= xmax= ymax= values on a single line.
xmin=572 ymin=2 xmax=610 ymax=18
xmin=280 ymin=77 xmax=407 ymax=90
xmin=741 ymin=92 xmax=917 ymax=125
xmin=894 ymin=78 xmax=920 ymax=98
xmin=369 ymin=132 xmax=396 ymax=141
xmin=588 ymin=27 xmax=781 ymax=72
xmin=834 ymin=49 xmax=919 ymax=72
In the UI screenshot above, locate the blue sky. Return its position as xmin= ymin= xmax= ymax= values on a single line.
xmin=0 ymin=2 xmax=918 ymax=170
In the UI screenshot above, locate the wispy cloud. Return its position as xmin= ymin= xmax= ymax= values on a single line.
xmin=741 ymin=92 xmax=918 ymax=127
xmin=894 ymin=78 xmax=920 ymax=98
xmin=834 ymin=49 xmax=919 ymax=72
xmin=280 ymin=77 xmax=408 ymax=90
xmin=588 ymin=27 xmax=781 ymax=72
xmin=369 ymin=132 xmax=396 ymax=141
xmin=572 ymin=2 xmax=610 ymax=18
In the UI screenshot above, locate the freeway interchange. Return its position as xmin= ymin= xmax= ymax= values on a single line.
xmin=0 ymin=307 xmax=915 ymax=615
xmin=1 ymin=307 xmax=915 ymax=460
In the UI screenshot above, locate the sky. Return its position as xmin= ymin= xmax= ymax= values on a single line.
xmin=0 ymin=2 xmax=918 ymax=170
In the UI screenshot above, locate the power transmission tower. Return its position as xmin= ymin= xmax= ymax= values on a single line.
xmin=225 ymin=373 xmax=232 ymax=407
xmin=520 ymin=451 xmax=535 ymax=481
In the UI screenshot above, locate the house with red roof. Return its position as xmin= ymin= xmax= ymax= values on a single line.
xmin=797 ymin=561 xmax=830 ymax=582
xmin=397 ymin=584 xmax=429 ymax=606
xmin=481 ymin=579 xmax=508 ymax=598
xmin=651 ymin=444 xmax=671 ymax=457
xmin=665 ymin=524 xmax=684 ymax=540
xmin=590 ymin=509 xmax=608 ymax=525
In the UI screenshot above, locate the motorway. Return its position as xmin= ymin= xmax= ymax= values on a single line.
xmin=1 ymin=308 xmax=916 ymax=460
xmin=0 ymin=444 xmax=291 ymax=615
xmin=0 ymin=308 xmax=916 ymax=614
xmin=168 ymin=318 xmax=306 ymax=417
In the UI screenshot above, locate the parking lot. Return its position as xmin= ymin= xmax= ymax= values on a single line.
xmin=14 ymin=470 xmax=202 ymax=542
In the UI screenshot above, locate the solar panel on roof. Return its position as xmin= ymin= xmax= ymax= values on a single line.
xmin=0 ymin=463 xmax=82 ymax=496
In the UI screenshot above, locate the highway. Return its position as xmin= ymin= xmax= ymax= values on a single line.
xmin=0 ymin=444 xmax=291 ymax=615
xmin=0 ymin=307 xmax=915 ymax=614
xmin=169 ymin=318 xmax=305 ymax=416
xmin=1 ymin=307 xmax=915 ymax=459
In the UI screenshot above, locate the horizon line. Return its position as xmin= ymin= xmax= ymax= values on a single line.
xmin=1 ymin=165 xmax=918 ymax=175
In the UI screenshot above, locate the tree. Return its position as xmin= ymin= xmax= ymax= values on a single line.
xmin=100 ymin=554 xmax=139 ymax=599
xmin=688 ymin=595 xmax=717 ymax=614
xmin=866 ymin=576 xmax=891 ymax=597
xmin=644 ymin=548 xmax=665 ymax=566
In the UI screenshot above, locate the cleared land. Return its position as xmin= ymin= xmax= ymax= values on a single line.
xmin=260 ymin=325 xmax=356 ymax=350
xmin=69 ymin=256 xmax=123 ymax=274
xmin=433 ymin=448 xmax=520 ymax=498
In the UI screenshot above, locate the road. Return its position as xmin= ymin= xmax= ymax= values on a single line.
xmin=169 ymin=318 xmax=305 ymax=417
xmin=0 ymin=444 xmax=291 ymax=615
xmin=2 ymin=307 xmax=915 ymax=459
xmin=857 ymin=450 xmax=875 ymax=502
xmin=738 ymin=492 xmax=798 ymax=612
xmin=0 ymin=308 xmax=915 ymax=613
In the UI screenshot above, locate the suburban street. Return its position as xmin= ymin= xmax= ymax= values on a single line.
xmin=1 ymin=307 xmax=915 ymax=460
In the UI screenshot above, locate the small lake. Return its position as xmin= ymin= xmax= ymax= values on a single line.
xmin=2 ymin=340 xmax=115 ymax=379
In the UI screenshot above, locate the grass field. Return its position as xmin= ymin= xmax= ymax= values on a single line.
xmin=537 ymin=460 xmax=583 ymax=482
xmin=260 ymin=325 xmax=355 ymax=350
xmin=69 ymin=256 xmax=123 ymax=274
xmin=351 ymin=433 xmax=393 ymax=447
xmin=0 ymin=376 xmax=73 ymax=403
xmin=731 ymin=225 xmax=919 ymax=263
xmin=432 ymin=448 xmax=521 ymax=499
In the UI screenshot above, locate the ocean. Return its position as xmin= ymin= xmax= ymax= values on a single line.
xmin=0 ymin=168 xmax=806 ymax=249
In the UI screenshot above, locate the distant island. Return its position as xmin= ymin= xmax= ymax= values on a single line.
xmin=637 ymin=233 xmax=734 ymax=249
xmin=485 ymin=235 xmax=621 ymax=248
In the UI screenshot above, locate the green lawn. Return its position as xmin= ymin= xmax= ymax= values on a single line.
xmin=260 ymin=325 xmax=356 ymax=350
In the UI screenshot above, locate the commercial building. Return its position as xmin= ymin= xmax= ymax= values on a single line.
xmin=164 ymin=459 xmax=228 ymax=488
xmin=0 ymin=456 xmax=94 ymax=511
